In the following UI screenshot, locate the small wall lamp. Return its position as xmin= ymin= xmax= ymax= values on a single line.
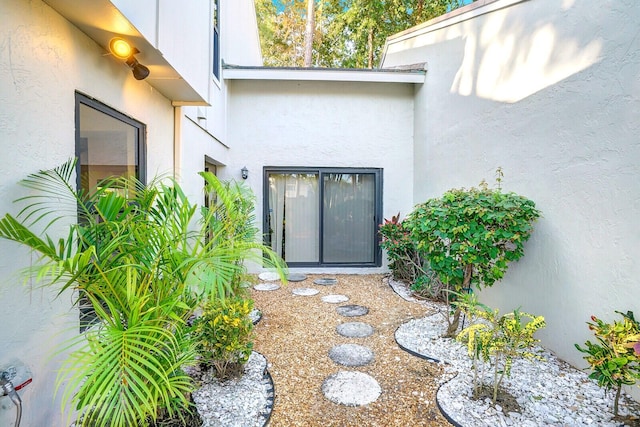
xmin=108 ymin=37 xmax=150 ymax=81
xmin=241 ymin=166 xmax=249 ymax=180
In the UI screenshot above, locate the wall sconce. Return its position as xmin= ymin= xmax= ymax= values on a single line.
xmin=108 ymin=37 xmax=150 ymax=81
xmin=241 ymin=166 xmax=249 ymax=180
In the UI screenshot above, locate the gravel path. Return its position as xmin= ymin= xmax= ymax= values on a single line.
xmin=194 ymin=275 xmax=640 ymax=426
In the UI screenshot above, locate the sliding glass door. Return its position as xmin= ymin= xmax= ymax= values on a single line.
xmin=265 ymin=168 xmax=382 ymax=267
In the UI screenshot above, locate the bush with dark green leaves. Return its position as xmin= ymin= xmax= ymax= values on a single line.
xmin=405 ymin=180 xmax=541 ymax=336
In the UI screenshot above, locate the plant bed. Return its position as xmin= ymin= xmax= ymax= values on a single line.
xmin=185 ymin=351 xmax=274 ymax=427
xmin=391 ymin=279 xmax=640 ymax=427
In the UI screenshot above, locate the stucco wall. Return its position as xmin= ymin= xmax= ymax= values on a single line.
xmin=227 ymin=79 xmax=415 ymax=273
xmin=0 ymin=0 xmax=175 ymax=424
xmin=382 ymin=0 xmax=640 ymax=377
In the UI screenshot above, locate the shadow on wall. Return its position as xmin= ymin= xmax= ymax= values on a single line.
xmin=442 ymin=0 xmax=604 ymax=103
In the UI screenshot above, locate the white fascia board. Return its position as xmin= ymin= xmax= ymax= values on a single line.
xmin=223 ymin=67 xmax=425 ymax=84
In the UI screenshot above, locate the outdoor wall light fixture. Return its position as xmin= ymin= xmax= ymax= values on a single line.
xmin=108 ymin=37 xmax=150 ymax=81
xmin=241 ymin=166 xmax=249 ymax=180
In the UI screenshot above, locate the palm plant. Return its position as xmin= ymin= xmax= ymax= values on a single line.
xmin=0 ymin=159 xmax=286 ymax=426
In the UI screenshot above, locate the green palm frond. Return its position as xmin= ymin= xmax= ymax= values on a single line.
xmin=2 ymin=159 xmax=287 ymax=426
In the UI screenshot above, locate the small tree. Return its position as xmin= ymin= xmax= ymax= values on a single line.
xmin=457 ymin=295 xmax=546 ymax=404
xmin=405 ymin=178 xmax=541 ymax=336
xmin=575 ymin=311 xmax=640 ymax=417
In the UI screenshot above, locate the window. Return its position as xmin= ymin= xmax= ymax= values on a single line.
xmin=212 ymin=0 xmax=220 ymax=81
xmin=264 ymin=168 xmax=382 ymax=267
xmin=75 ymin=92 xmax=146 ymax=331
xmin=75 ymin=93 xmax=146 ymax=196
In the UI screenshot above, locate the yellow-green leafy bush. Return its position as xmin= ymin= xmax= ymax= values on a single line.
xmin=457 ymin=295 xmax=546 ymax=404
xmin=191 ymin=297 xmax=255 ymax=379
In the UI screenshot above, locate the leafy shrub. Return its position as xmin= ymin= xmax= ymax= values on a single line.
xmin=575 ymin=311 xmax=640 ymax=416
xmin=405 ymin=179 xmax=541 ymax=336
xmin=379 ymin=213 xmax=444 ymax=299
xmin=457 ymin=295 xmax=546 ymax=404
xmin=191 ymin=297 xmax=255 ymax=379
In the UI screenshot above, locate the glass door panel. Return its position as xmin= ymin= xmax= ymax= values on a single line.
xmin=267 ymin=173 xmax=319 ymax=263
xmin=322 ymin=173 xmax=375 ymax=263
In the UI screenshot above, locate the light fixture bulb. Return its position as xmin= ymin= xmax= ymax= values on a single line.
xmin=109 ymin=37 xmax=133 ymax=60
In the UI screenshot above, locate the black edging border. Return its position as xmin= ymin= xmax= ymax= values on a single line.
xmin=387 ymin=276 xmax=465 ymax=427
xmin=252 ymin=309 xmax=263 ymax=325
xmin=393 ymin=326 xmax=465 ymax=427
xmin=254 ymin=350 xmax=275 ymax=427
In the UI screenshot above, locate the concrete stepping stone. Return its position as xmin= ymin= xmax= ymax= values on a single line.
xmin=287 ymin=273 xmax=307 ymax=282
xmin=322 ymin=371 xmax=382 ymax=406
xmin=329 ymin=343 xmax=374 ymax=367
xmin=322 ymin=294 xmax=349 ymax=304
xmin=253 ymin=283 xmax=280 ymax=291
xmin=258 ymin=272 xmax=280 ymax=281
xmin=292 ymin=287 xmax=319 ymax=296
xmin=336 ymin=304 xmax=369 ymax=317
xmin=336 ymin=322 xmax=374 ymax=338
xmin=314 ymin=277 xmax=337 ymax=286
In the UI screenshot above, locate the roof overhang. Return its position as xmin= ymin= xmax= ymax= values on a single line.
xmin=223 ymin=65 xmax=426 ymax=84
xmin=43 ymin=0 xmax=207 ymax=105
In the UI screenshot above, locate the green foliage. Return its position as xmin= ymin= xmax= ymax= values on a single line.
xmin=575 ymin=311 xmax=640 ymax=416
xmin=191 ymin=297 xmax=255 ymax=379
xmin=405 ymin=180 xmax=540 ymax=336
xmin=379 ymin=212 xmax=443 ymax=299
xmin=0 ymin=159 xmax=286 ymax=427
xmin=259 ymin=0 xmax=465 ymax=68
xmin=457 ymin=295 xmax=546 ymax=404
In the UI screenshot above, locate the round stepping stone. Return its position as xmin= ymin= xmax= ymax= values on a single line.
xmin=322 ymin=371 xmax=382 ymax=406
xmin=253 ymin=283 xmax=280 ymax=291
xmin=329 ymin=343 xmax=374 ymax=367
xmin=322 ymin=294 xmax=349 ymax=304
xmin=314 ymin=277 xmax=337 ymax=286
xmin=258 ymin=272 xmax=280 ymax=281
xmin=336 ymin=304 xmax=369 ymax=317
xmin=336 ymin=322 xmax=374 ymax=338
xmin=287 ymin=273 xmax=307 ymax=282
xmin=292 ymin=287 xmax=319 ymax=296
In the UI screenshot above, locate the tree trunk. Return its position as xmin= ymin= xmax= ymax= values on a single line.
xmin=303 ymin=0 xmax=315 ymax=67
xmin=444 ymin=264 xmax=473 ymax=337
xmin=367 ymin=27 xmax=374 ymax=68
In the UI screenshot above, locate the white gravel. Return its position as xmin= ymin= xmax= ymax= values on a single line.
xmin=390 ymin=278 xmax=640 ymax=427
xmin=192 ymin=352 xmax=273 ymax=427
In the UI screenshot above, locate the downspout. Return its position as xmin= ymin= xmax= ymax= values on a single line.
xmin=173 ymin=106 xmax=182 ymax=180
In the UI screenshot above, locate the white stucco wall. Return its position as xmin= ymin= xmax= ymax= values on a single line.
xmin=0 ymin=0 xmax=175 ymax=424
xmin=382 ymin=0 xmax=640 ymax=378
xmin=223 ymin=0 xmax=264 ymax=66
xmin=227 ymin=79 xmax=415 ymax=273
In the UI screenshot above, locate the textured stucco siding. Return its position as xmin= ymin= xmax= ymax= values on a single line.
xmin=0 ymin=1 xmax=175 ymax=424
xmin=381 ymin=0 xmax=640 ymax=384
xmin=227 ymin=79 xmax=415 ymax=273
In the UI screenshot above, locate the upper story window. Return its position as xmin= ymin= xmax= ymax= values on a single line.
xmin=213 ymin=0 xmax=220 ymax=81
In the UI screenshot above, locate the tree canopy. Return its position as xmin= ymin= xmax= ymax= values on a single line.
xmin=256 ymin=0 xmax=467 ymax=68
